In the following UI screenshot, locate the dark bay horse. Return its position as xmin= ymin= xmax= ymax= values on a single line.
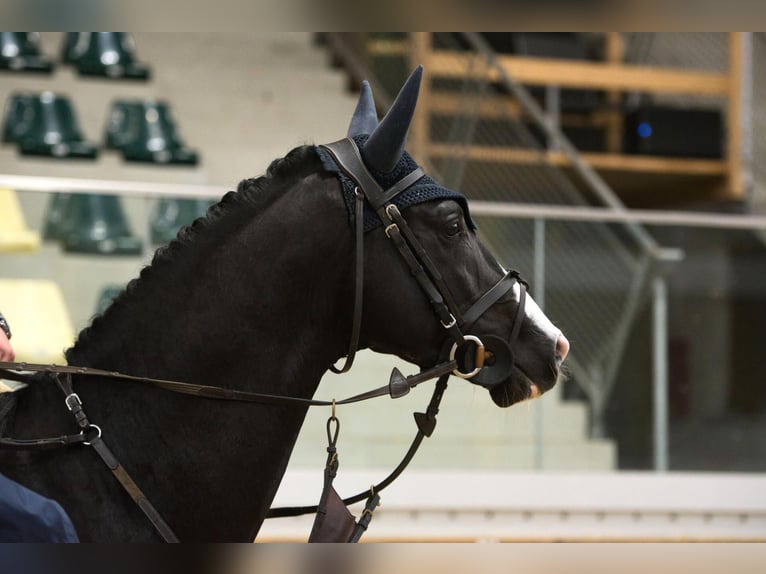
xmin=0 ymin=67 xmax=568 ymax=542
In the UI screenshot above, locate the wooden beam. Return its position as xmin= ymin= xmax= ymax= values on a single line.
xmin=430 ymin=90 xmax=616 ymax=128
xmin=410 ymin=33 xmax=431 ymax=163
xmin=605 ymin=33 xmax=625 ymax=153
xmin=429 ymin=91 xmax=523 ymax=119
xmin=427 ymin=143 xmax=728 ymax=176
xmin=727 ymin=32 xmax=746 ymax=200
xmin=367 ymin=38 xmax=408 ymax=57
xmin=580 ymin=153 xmax=726 ymax=176
xmin=428 ymin=51 xmax=731 ymax=96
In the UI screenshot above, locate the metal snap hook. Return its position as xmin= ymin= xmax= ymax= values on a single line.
xmin=449 ymin=335 xmax=485 ymax=379
xmin=326 ymin=399 xmax=340 ymax=447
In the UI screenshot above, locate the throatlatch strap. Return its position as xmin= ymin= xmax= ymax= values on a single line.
xmin=330 ymin=188 xmax=365 ymax=374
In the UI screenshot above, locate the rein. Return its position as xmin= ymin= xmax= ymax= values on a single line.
xmin=0 ymin=137 xmax=528 ymax=543
xmin=0 ymin=359 xmax=455 ymax=543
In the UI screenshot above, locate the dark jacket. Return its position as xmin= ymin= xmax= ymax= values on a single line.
xmin=0 ymin=472 xmax=79 ymax=542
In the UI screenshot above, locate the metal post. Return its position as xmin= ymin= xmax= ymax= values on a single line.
xmin=545 ymin=86 xmax=561 ymax=152
xmin=533 ymin=218 xmax=546 ymax=469
xmin=589 ymin=366 xmax=606 ymax=438
xmin=741 ymin=32 xmax=754 ymax=200
xmin=143 ymin=196 xmax=153 ymax=263
xmin=652 ymin=275 xmax=669 ymax=471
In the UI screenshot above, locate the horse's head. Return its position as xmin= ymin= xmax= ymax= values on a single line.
xmin=322 ymin=66 xmax=568 ymax=408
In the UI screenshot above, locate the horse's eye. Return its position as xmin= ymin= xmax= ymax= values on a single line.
xmin=446 ymin=220 xmax=461 ymax=236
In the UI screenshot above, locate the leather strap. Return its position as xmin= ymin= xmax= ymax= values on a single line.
xmin=0 ymin=359 xmax=456 ymax=541
xmin=329 ymin=188 xmax=365 ymax=374
xmin=509 ymin=282 xmax=527 ymax=346
xmin=461 ymin=271 xmax=518 ymax=328
xmin=268 ymin=374 xmax=449 ymax=519
xmin=52 ymin=372 xmax=180 ymax=542
xmin=0 ymin=433 xmax=86 ymax=449
xmin=0 ymin=359 xmax=456 ymax=408
xmin=89 ymin=435 xmax=180 ymax=543
xmin=385 ymin=204 xmax=465 ymax=327
xmin=320 ymin=138 xmax=465 ymax=347
xmin=321 ymin=138 xmax=385 ymax=204
xmin=368 ymin=167 xmax=424 ymax=210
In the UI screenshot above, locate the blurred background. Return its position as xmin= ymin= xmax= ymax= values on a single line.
xmin=1 ymin=32 xmax=765 ymax=541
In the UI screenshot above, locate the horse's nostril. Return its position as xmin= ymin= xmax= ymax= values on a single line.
xmin=556 ymin=334 xmax=570 ymax=363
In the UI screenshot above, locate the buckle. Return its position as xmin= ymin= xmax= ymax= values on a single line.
xmin=384 ymin=223 xmax=399 ymax=238
xmin=65 ymin=393 xmax=82 ymax=412
xmin=385 ymin=204 xmax=400 ymax=221
xmin=440 ymin=314 xmax=457 ymax=329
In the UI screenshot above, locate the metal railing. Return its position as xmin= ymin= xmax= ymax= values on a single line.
xmin=6 ymin=174 xmax=766 ymax=469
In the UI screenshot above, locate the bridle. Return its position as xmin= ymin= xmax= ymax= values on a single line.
xmin=0 ymin=137 xmax=528 ymax=542
xmin=320 ymin=137 xmax=528 ymax=385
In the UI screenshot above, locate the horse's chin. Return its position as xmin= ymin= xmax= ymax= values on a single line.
xmin=488 ymin=372 xmax=546 ymax=408
xmin=489 ymin=382 xmax=532 ymax=408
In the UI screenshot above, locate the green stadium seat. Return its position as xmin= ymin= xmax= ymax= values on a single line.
xmin=41 ymin=192 xmax=74 ymax=242
xmin=151 ymin=198 xmax=213 ymax=244
xmin=0 ymin=32 xmax=54 ymax=74
xmin=105 ymin=99 xmax=199 ymax=165
xmin=3 ymin=92 xmax=98 ymax=159
xmin=61 ymin=32 xmax=150 ymax=80
xmin=59 ymin=194 xmax=143 ymax=256
xmin=2 ymin=92 xmax=36 ymax=143
xmin=103 ymin=99 xmax=143 ymax=151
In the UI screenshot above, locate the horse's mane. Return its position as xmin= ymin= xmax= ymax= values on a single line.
xmin=67 ymin=145 xmax=323 ymax=362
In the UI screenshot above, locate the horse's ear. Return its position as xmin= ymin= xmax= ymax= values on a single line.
xmin=347 ymin=80 xmax=378 ymax=136
xmin=362 ymin=65 xmax=423 ymax=173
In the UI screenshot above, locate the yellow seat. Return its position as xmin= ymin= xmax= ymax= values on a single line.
xmin=0 ymin=279 xmax=74 ymax=365
xmin=0 ymin=188 xmax=40 ymax=253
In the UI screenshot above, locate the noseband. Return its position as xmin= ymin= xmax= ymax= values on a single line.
xmin=320 ymin=137 xmax=528 ymax=387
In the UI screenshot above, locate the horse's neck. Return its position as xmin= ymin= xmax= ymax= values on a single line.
xmin=72 ymin=173 xmax=352 ymax=379
xmin=61 ymin=175 xmax=354 ymax=540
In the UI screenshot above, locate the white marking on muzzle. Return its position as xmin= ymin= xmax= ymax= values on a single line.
xmin=499 ymin=263 xmax=561 ymax=344
xmin=513 ymin=282 xmax=561 ymax=342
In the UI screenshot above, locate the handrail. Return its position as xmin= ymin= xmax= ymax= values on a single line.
xmin=3 ymin=173 xmax=765 ymax=231
xmin=468 ymin=201 xmax=766 ymax=231
xmin=0 ymin=174 xmax=225 ymax=199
